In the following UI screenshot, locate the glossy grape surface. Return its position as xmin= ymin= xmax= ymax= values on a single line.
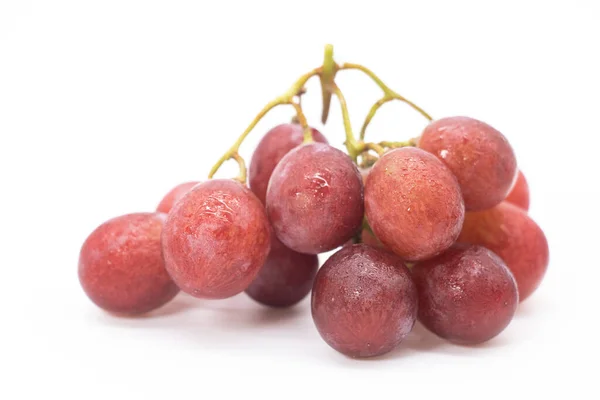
xmin=412 ymin=244 xmax=518 ymax=344
xmin=156 ymin=181 xmax=200 ymax=214
xmin=162 ymin=179 xmax=271 ymax=299
xmin=365 ymin=147 xmax=465 ymax=261
xmin=79 ymin=212 xmax=179 ymax=315
xmin=249 ymin=123 xmax=327 ymax=204
xmin=505 ymin=170 xmax=530 ymax=211
xmin=266 ymin=142 xmax=364 ymax=254
xmin=245 ymin=236 xmax=318 ymax=307
xmin=419 ymin=116 xmax=517 ymax=211
xmin=458 ymin=202 xmax=549 ymax=301
xmin=311 ymin=244 xmax=417 ymax=358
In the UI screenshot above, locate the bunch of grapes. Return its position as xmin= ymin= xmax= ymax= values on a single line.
xmin=78 ymin=46 xmax=549 ymax=358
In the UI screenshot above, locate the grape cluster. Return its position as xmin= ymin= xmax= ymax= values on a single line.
xmin=78 ymin=46 xmax=549 ymax=358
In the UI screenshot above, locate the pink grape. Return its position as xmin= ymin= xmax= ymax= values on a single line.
xmin=311 ymin=244 xmax=417 ymax=358
xmin=245 ymin=236 xmax=318 ymax=307
xmin=418 ymin=116 xmax=517 ymax=211
xmin=161 ymin=179 xmax=271 ymax=299
xmin=505 ymin=170 xmax=530 ymax=211
xmin=156 ymin=181 xmax=200 ymax=213
xmin=365 ymin=147 xmax=465 ymax=261
xmin=266 ymin=142 xmax=364 ymax=254
xmin=78 ymin=213 xmax=179 ymax=315
xmin=248 ymin=123 xmax=327 ymax=204
xmin=412 ymin=244 xmax=519 ymax=344
xmin=458 ymin=201 xmax=549 ymax=301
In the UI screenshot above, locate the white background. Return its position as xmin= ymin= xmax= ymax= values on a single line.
xmin=1 ymin=1 xmax=599 ymax=399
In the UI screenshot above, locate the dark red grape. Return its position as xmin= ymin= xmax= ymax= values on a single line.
xmin=249 ymin=123 xmax=327 ymax=204
xmin=364 ymin=147 xmax=465 ymax=261
xmin=418 ymin=116 xmax=517 ymax=211
xmin=505 ymin=170 xmax=530 ymax=211
xmin=266 ymin=142 xmax=364 ymax=254
xmin=156 ymin=181 xmax=200 ymax=214
xmin=412 ymin=244 xmax=518 ymax=345
xmin=458 ymin=202 xmax=549 ymax=301
xmin=161 ymin=179 xmax=271 ymax=299
xmin=311 ymin=244 xmax=417 ymax=358
xmin=245 ymin=235 xmax=318 ymax=307
xmin=78 ymin=213 xmax=179 ymax=315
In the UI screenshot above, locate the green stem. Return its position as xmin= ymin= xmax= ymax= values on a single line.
xmin=320 ymin=44 xmax=337 ymax=124
xmin=341 ymin=63 xmax=433 ymax=122
xmin=359 ymin=95 xmax=393 ymax=140
xmin=208 ymin=69 xmax=320 ymax=181
xmin=380 ymin=138 xmax=418 ymax=148
xmin=231 ymin=153 xmax=246 ymax=183
xmin=331 ymin=83 xmax=363 ymax=160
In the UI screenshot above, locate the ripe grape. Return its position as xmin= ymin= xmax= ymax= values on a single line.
xmin=364 ymin=147 xmax=465 ymax=261
xmin=78 ymin=213 xmax=179 ymax=315
xmin=162 ymin=179 xmax=271 ymax=299
xmin=245 ymin=235 xmax=318 ymax=307
xmin=505 ymin=170 xmax=529 ymax=211
xmin=311 ymin=244 xmax=417 ymax=358
xmin=156 ymin=181 xmax=200 ymax=213
xmin=266 ymin=142 xmax=364 ymax=254
xmin=458 ymin=202 xmax=548 ymax=301
xmin=249 ymin=123 xmax=327 ymax=204
xmin=418 ymin=116 xmax=517 ymax=211
xmin=412 ymin=244 xmax=518 ymax=345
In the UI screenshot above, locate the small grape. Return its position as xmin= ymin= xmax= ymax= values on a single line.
xmin=156 ymin=181 xmax=200 ymax=214
xmin=78 ymin=213 xmax=179 ymax=315
xmin=418 ymin=116 xmax=517 ymax=211
xmin=412 ymin=244 xmax=519 ymax=345
xmin=365 ymin=147 xmax=465 ymax=261
xmin=505 ymin=170 xmax=530 ymax=211
xmin=249 ymin=123 xmax=327 ymax=204
xmin=458 ymin=201 xmax=549 ymax=301
xmin=311 ymin=244 xmax=417 ymax=358
xmin=161 ymin=179 xmax=271 ymax=299
xmin=245 ymin=235 xmax=318 ymax=308
xmin=266 ymin=142 xmax=364 ymax=254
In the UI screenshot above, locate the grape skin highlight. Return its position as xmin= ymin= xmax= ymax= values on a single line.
xmin=311 ymin=244 xmax=418 ymax=358
xmin=419 ymin=116 xmax=518 ymax=211
xmin=365 ymin=147 xmax=465 ymax=261
xmin=249 ymin=123 xmax=327 ymax=205
xmin=78 ymin=213 xmax=180 ymax=315
xmin=412 ymin=244 xmax=519 ymax=345
xmin=458 ymin=201 xmax=549 ymax=301
xmin=162 ymin=179 xmax=271 ymax=299
xmin=266 ymin=142 xmax=364 ymax=254
xmin=505 ymin=170 xmax=530 ymax=211
xmin=245 ymin=235 xmax=319 ymax=308
xmin=156 ymin=181 xmax=200 ymax=214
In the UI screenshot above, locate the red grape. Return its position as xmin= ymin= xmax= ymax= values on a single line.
xmin=245 ymin=235 xmax=318 ymax=307
xmin=412 ymin=244 xmax=518 ymax=345
xmin=266 ymin=142 xmax=364 ymax=254
xmin=162 ymin=179 xmax=271 ymax=299
xmin=311 ymin=244 xmax=417 ymax=358
xmin=505 ymin=170 xmax=530 ymax=211
xmin=156 ymin=181 xmax=200 ymax=214
xmin=365 ymin=147 xmax=465 ymax=261
xmin=78 ymin=213 xmax=179 ymax=315
xmin=249 ymin=123 xmax=327 ymax=204
xmin=458 ymin=202 xmax=548 ymax=301
xmin=418 ymin=116 xmax=517 ymax=211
